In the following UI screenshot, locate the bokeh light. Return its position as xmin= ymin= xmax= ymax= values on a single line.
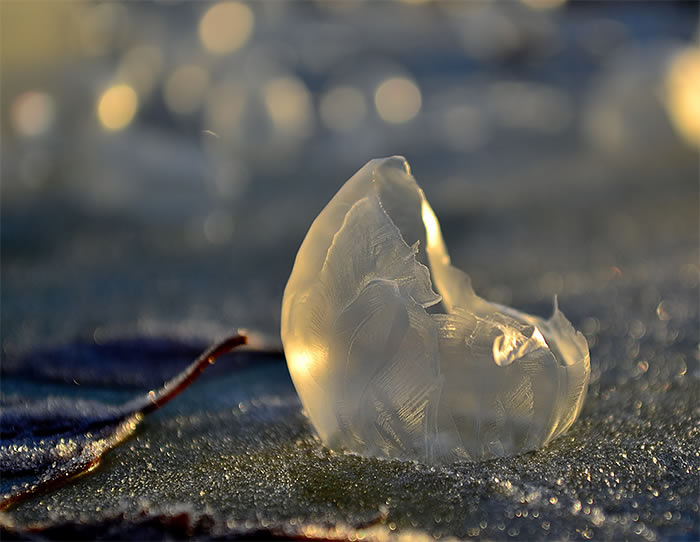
xmin=319 ymin=86 xmax=367 ymax=133
xmin=10 ymin=91 xmax=56 ymax=138
xmin=117 ymin=45 xmax=163 ymax=98
xmin=665 ymin=46 xmax=700 ymax=148
xmin=199 ymin=2 xmax=254 ymax=55
xmin=263 ymin=76 xmax=313 ymax=137
xmin=164 ymin=64 xmax=210 ymax=116
xmin=97 ymin=84 xmax=138 ymax=131
xmin=582 ymin=46 xmax=683 ymax=156
xmin=374 ymin=77 xmax=422 ymax=124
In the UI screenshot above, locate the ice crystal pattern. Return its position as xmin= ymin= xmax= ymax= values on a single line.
xmin=281 ymin=157 xmax=590 ymax=463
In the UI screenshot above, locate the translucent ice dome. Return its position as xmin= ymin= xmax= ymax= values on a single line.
xmin=281 ymin=157 xmax=590 ymax=463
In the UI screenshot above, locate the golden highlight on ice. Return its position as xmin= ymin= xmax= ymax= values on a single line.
xmin=281 ymin=156 xmax=590 ymax=463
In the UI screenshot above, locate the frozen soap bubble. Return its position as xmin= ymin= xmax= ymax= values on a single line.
xmin=281 ymin=157 xmax=590 ymax=463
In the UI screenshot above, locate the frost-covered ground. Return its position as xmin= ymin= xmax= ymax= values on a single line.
xmin=1 ymin=1 xmax=698 ymax=539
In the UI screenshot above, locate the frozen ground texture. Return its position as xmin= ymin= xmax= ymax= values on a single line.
xmin=2 ymin=157 xmax=698 ymax=542
xmin=1 ymin=1 xmax=699 ymax=540
xmin=282 ymin=157 xmax=590 ymax=463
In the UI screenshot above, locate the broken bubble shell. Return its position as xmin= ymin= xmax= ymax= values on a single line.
xmin=281 ymin=156 xmax=590 ymax=463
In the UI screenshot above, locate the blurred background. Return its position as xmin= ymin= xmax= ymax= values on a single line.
xmin=1 ymin=0 xmax=698 ymax=355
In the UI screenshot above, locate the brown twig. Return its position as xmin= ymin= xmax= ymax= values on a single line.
xmin=124 ymin=333 xmax=247 ymax=416
xmin=0 ymin=333 xmax=248 ymax=511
